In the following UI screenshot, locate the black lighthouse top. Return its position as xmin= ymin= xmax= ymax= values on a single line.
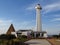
xmin=35 ymin=4 xmax=42 ymax=9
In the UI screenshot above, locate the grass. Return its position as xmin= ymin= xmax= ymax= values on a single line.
xmin=47 ymin=38 xmax=60 ymax=45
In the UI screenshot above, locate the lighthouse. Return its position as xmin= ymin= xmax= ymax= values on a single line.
xmin=35 ymin=4 xmax=42 ymax=32
xmin=32 ymin=4 xmax=47 ymax=38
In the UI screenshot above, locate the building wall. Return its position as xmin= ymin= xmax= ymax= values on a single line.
xmin=21 ymin=32 xmax=28 ymax=36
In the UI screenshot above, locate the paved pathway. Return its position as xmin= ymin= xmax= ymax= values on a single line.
xmin=25 ymin=39 xmax=51 ymax=45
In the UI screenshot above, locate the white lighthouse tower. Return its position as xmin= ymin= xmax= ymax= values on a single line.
xmin=33 ymin=4 xmax=47 ymax=38
xmin=35 ymin=4 xmax=42 ymax=32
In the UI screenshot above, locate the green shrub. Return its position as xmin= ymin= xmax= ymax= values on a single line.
xmin=21 ymin=35 xmax=27 ymax=38
xmin=0 ymin=34 xmax=16 ymax=40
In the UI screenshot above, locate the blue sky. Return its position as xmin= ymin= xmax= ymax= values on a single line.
xmin=0 ymin=0 xmax=60 ymax=35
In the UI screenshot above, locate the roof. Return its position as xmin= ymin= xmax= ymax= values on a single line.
xmin=33 ymin=31 xmax=47 ymax=33
xmin=17 ymin=29 xmax=33 ymax=32
xmin=6 ymin=24 xmax=15 ymax=35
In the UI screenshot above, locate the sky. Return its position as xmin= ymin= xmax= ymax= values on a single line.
xmin=0 ymin=0 xmax=60 ymax=35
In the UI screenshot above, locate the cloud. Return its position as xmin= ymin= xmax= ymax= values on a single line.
xmin=0 ymin=20 xmax=12 ymax=25
xmin=50 ymin=18 xmax=60 ymax=22
xmin=0 ymin=20 xmax=12 ymax=23
xmin=0 ymin=19 xmax=36 ymax=34
xmin=0 ymin=19 xmax=12 ymax=34
xmin=14 ymin=20 xmax=36 ymax=30
xmin=26 ymin=6 xmax=34 ymax=10
xmin=43 ymin=2 xmax=60 ymax=14
xmin=55 ymin=24 xmax=60 ymax=26
xmin=26 ymin=2 xmax=38 ymax=11
xmin=26 ymin=1 xmax=60 ymax=15
xmin=54 ymin=14 xmax=60 ymax=17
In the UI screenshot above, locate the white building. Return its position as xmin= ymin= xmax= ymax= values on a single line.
xmin=17 ymin=29 xmax=32 ymax=36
